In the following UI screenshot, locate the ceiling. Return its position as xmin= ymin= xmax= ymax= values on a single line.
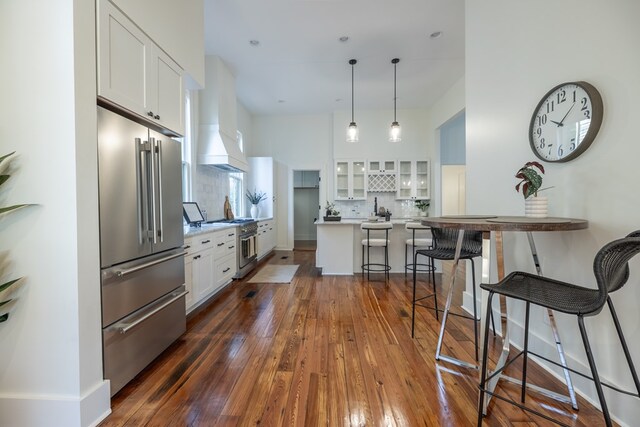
xmin=203 ymin=0 xmax=465 ymax=116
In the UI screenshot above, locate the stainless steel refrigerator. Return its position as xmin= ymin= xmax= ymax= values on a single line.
xmin=97 ymin=106 xmax=186 ymax=396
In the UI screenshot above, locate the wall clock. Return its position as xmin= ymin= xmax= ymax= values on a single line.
xmin=529 ymin=81 xmax=603 ymax=162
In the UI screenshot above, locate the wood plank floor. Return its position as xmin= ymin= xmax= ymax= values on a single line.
xmin=100 ymin=251 xmax=611 ymax=426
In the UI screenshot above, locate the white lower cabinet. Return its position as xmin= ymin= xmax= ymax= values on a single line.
xmin=257 ymin=219 xmax=276 ymax=260
xmin=183 ymin=227 xmax=238 ymax=313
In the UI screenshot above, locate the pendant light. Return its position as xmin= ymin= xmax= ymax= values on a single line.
xmin=346 ymin=59 xmax=359 ymax=143
xmin=389 ymin=58 xmax=401 ymax=142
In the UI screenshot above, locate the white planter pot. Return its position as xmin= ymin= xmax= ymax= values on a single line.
xmin=250 ymin=204 xmax=260 ymax=219
xmin=525 ymin=196 xmax=548 ymax=218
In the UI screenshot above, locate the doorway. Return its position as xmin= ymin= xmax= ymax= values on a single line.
xmin=440 ymin=112 xmax=466 ymax=215
xmin=293 ymin=170 xmax=320 ymax=251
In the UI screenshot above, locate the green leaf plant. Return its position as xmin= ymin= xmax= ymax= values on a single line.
xmin=515 ymin=161 xmax=552 ymax=199
xmin=0 ymin=152 xmax=30 ymax=323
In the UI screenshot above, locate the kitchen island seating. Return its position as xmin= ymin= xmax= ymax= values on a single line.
xmin=361 ymin=222 xmax=393 ymax=281
xmin=404 ymin=222 xmax=434 ymax=276
xmin=411 ymin=227 xmax=489 ymax=363
xmin=478 ymin=232 xmax=640 ymax=427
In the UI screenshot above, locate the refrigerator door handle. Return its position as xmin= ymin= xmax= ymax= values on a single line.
xmin=149 ymin=137 xmax=158 ymax=244
xmin=115 ymin=289 xmax=188 ymax=334
xmin=137 ymin=138 xmax=151 ymax=243
xmin=156 ymin=138 xmax=164 ymax=243
xmin=115 ymin=250 xmax=187 ymax=277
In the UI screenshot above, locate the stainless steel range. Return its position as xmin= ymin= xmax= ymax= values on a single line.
xmin=207 ymin=218 xmax=258 ymax=278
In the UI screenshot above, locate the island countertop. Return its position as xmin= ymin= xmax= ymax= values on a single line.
xmin=315 ymin=217 xmax=423 ymax=225
xmin=315 ymin=217 xmax=432 ymax=275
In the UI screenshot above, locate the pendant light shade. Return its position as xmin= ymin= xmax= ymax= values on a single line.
xmin=389 ymin=58 xmax=401 ymax=142
xmin=346 ymin=59 xmax=359 ymax=143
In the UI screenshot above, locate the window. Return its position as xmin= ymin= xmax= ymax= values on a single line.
xmin=228 ymin=130 xmax=245 ymax=217
xmin=181 ymin=91 xmax=192 ymax=202
xmin=229 ymin=172 xmax=243 ymax=217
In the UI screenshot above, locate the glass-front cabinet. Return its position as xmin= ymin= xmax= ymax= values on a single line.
xmin=368 ymin=160 xmax=396 ymax=174
xmin=335 ymin=159 xmax=366 ymax=200
xmin=397 ymin=160 xmax=430 ymax=200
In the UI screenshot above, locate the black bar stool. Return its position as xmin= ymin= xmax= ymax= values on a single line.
xmin=361 ymin=222 xmax=393 ymax=281
xmin=478 ymin=232 xmax=640 ymax=427
xmin=411 ymin=227 xmax=492 ymax=363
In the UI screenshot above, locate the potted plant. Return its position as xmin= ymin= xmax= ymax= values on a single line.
xmin=515 ymin=161 xmax=550 ymax=217
xmin=246 ymin=188 xmax=267 ymax=219
xmin=1 ymin=152 xmax=30 ymax=323
xmin=324 ymin=201 xmax=341 ymax=221
xmin=415 ymin=200 xmax=430 ymax=216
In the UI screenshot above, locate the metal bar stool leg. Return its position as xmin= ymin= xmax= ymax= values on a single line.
xmin=607 ymin=297 xmax=640 ymax=395
xmin=470 ymin=258 xmax=479 ymax=362
xmin=412 ymin=250 xmax=418 ymax=337
xmin=430 ymin=255 xmax=439 ymax=321
xmin=361 ymin=238 xmax=364 ymax=277
xmin=578 ymin=315 xmax=612 ymax=427
xmin=522 ymin=302 xmax=531 ymax=404
xmin=477 ymin=292 xmax=495 ymax=427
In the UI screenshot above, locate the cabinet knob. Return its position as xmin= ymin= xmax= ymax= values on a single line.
xmin=147 ymin=111 xmax=154 ymax=117
xmin=217 ymin=242 xmax=224 ymax=247
xmin=154 ymin=114 xmax=160 ymax=120
xmin=223 ymin=267 xmax=231 ymax=273
xmin=202 ymin=239 xmax=211 ymax=244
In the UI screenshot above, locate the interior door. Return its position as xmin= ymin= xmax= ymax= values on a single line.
xmin=149 ymin=130 xmax=184 ymax=254
xmin=98 ymin=106 xmax=152 ymax=267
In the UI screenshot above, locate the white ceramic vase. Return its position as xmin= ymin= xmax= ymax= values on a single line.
xmin=525 ymin=196 xmax=548 ymax=218
xmin=250 ymin=204 xmax=260 ymax=219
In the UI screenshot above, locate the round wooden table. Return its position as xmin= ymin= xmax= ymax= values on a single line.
xmin=420 ymin=215 xmax=588 ymax=412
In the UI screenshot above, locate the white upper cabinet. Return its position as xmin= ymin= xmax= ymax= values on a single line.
xmin=335 ymin=160 xmax=366 ymax=201
xmin=397 ymin=160 xmax=430 ymax=200
xmin=367 ymin=160 xmax=396 ymax=175
xmin=97 ymin=0 xmax=184 ymax=135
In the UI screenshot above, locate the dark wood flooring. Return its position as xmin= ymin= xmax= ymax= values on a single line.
xmin=99 ymin=250 xmax=611 ymax=426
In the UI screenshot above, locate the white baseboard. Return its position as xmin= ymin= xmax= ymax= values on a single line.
xmin=0 ymin=380 xmax=111 ymax=427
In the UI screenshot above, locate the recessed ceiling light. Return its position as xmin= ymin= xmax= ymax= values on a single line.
xmin=249 ymin=39 xmax=260 ymax=46
xmin=338 ymin=36 xmax=349 ymax=43
xmin=429 ymin=31 xmax=442 ymax=39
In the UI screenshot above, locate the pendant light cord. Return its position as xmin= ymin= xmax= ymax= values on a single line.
xmin=349 ymin=59 xmax=357 ymax=122
xmin=392 ymin=58 xmax=398 ymax=122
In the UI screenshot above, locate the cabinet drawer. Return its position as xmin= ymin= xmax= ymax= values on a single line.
xmin=193 ymin=233 xmax=215 ymax=252
xmin=213 ymin=229 xmax=236 ymax=256
xmin=215 ymin=252 xmax=236 ymax=287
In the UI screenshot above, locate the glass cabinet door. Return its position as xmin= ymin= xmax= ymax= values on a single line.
xmin=352 ymin=161 xmax=366 ymax=199
xmin=415 ymin=160 xmax=430 ymax=198
xmin=335 ymin=161 xmax=349 ymax=199
xmin=398 ymin=160 xmax=412 ymax=199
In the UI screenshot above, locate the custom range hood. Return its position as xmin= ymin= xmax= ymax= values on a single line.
xmin=197 ymin=124 xmax=248 ymax=173
xmin=197 ymin=56 xmax=249 ymax=173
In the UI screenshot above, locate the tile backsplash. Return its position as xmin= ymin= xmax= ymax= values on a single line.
xmin=333 ymin=193 xmax=429 ymax=219
xmin=193 ymin=165 xmax=228 ymax=221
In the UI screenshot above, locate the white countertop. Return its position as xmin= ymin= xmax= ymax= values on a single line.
xmin=315 ymin=217 xmax=424 ymax=225
xmin=184 ymin=222 xmax=237 ymax=238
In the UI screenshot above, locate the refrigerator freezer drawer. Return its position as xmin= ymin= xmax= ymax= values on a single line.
xmin=101 ymin=248 xmax=185 ymax=327
xmin=103 ymin=286 xmax=186 ymax=396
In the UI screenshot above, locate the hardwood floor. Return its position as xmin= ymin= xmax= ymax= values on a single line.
xmin=294 ymin=240 xmax=317 ymax=251
xmin=100 ymin=251 xmax=611 ymax=426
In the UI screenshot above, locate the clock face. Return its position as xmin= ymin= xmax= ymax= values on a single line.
xmin=529 ymin=81 xmax=603 ymax=162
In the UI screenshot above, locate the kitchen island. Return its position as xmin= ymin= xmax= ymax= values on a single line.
xmin=315 ymin=218 xmax=432 ymax=275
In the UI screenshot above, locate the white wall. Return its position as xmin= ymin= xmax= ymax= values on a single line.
xmin=111 ymin=0 xmax=205 ymax=88
xmin=466 ymin=1 xmax=640 ymax=425
xmin=0 ymin=0 xmax=109 ymax=426
xmin=250 ymin=114 xmax=333 ymax=250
